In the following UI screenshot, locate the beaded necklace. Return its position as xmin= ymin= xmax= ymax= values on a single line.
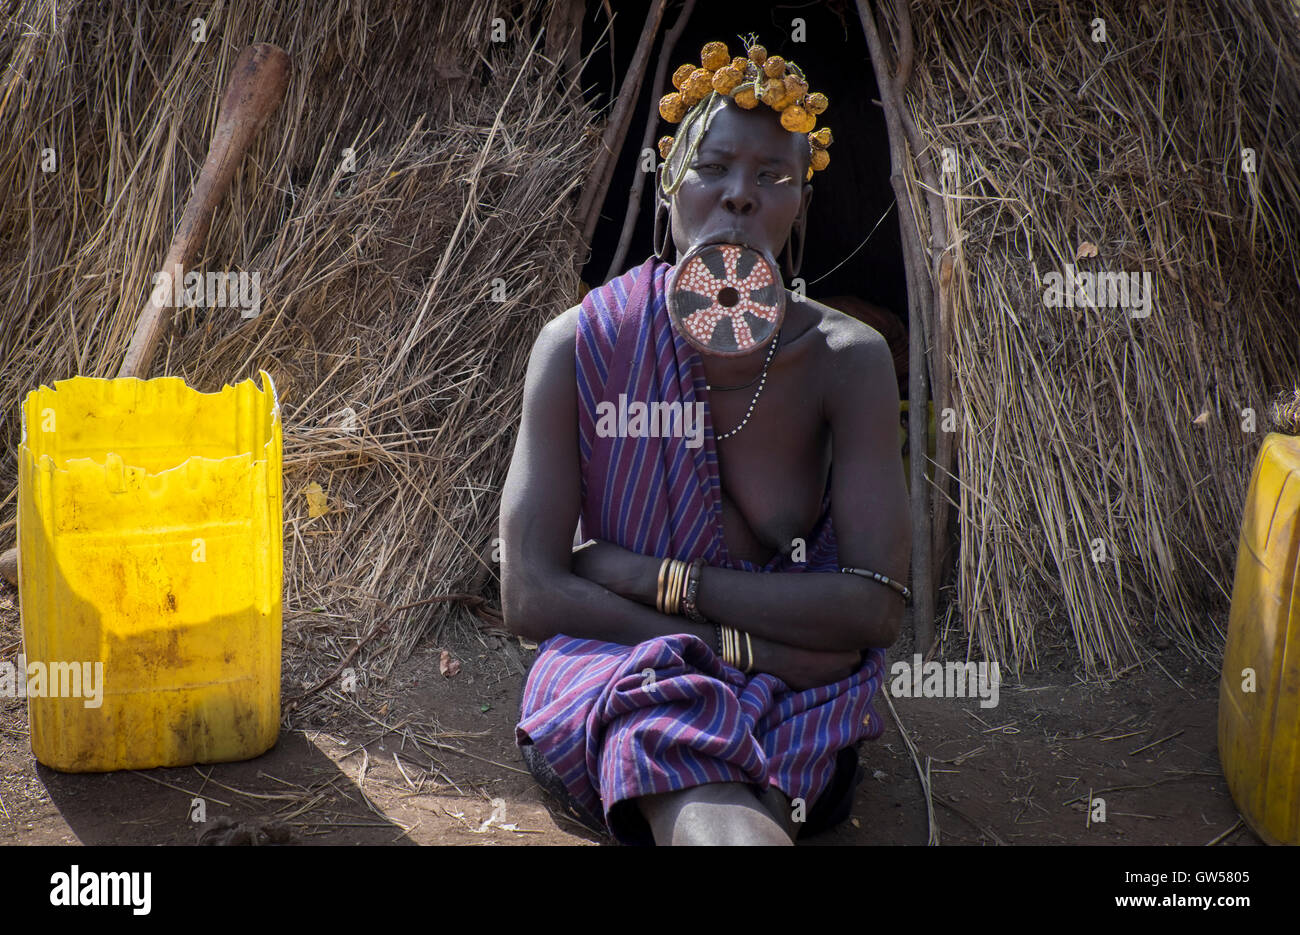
xmin=711 ymin=328 xmax=780 ymax=440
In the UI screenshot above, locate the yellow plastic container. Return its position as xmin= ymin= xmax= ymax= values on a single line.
xmin=18 ymin=371 xmax=282 ymax=772
xmin=1218 ymin=431 xmax=1300 ymax=845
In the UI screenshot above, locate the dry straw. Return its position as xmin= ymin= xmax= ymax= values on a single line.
xmin=0 ymin=0 xmax=589 ymax=718
xmin=1270 ymin=387 xmax=1300 ymax=435
xmin=892 ymin=0 xmax=1300 ymax=674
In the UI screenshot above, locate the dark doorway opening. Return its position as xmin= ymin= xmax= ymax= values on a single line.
xmin=576 ymin=0 xmax=909 ymax=396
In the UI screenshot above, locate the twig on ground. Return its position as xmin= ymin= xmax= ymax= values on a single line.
xmin=1062 ymin=770 xmax=1216 ymax=806
xmin=1128 ymin=729 xmax=1184 ymax=756
xmin=881 ymin=688 xmax=939 ymax=845
xmin=1206 ymin=818 xmax=1244 ymax=846
xmin=932 ymin=793 xmax=1006 ymax=845
xmin=130 ymin=771 xmax=232 ymax=807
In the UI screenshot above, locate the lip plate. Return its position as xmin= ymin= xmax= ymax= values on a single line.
xmin=666 ymin=242 xmax=785 ymax=359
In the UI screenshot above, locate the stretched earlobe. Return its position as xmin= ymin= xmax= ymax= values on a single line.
xmin=653 ymin=201 xmax=673 ymax=261
xmin=652 ymin=165 xmax=673 ymax=261
xmin=782 ymin=188 xmax=811 ymax=278
xmin=782 ymin=218 xmax=806 ymax=279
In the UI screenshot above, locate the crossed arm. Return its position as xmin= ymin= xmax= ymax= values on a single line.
xmin=498 ymin=304 xmax=909 ymax=690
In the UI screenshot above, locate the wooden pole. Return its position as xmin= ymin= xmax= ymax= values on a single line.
xmin=545 ymin=0 xmax=584 ymax=84
xmin=119 ymin=44 xmax=291 ymax=379
xmin=857 ymin=0 xmax=936 ymax=653
xmin=931 ymin=252 xmax=957 ymax=591
xmin=890 ymin=28 xmax=959 ymax=601
xmin=576 ymin=0 xmax=668 ymax=247
xmin=605 ymin=0 xmax=696 ymax=281
xmin=891 ymin=61 xmax=958 ymax=598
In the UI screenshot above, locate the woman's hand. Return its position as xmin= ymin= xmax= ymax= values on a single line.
xmin=749 ymin=636 xmax=861 ymax=691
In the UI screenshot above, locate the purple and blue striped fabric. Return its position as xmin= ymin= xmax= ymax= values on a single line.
xmin=516 ymin=255 xmax=887 ymax=843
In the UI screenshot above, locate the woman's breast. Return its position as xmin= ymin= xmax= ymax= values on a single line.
xmin=704 ymin=308 xmax=831 ymax=566
xmin=713 ymin=414 xmax=831 ymax=566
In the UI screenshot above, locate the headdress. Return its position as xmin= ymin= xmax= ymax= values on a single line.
xmin=657 ymin=37 xmax=832 ymax=194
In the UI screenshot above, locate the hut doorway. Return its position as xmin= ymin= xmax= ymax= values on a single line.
xmin=577 ymin=0 xmax=910 ymax=399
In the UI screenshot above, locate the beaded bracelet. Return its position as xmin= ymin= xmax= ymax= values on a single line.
xmin=840 ymin=566 xmax=911 ymax=601
xmin=681 ymin=558 xmax=707 ymax=624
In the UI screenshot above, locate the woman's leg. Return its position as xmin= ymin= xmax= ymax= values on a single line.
xmin=634 ymin=749 xmax=860 ymax=845
xmin=636 ymin=784 xmax=794 ymax=845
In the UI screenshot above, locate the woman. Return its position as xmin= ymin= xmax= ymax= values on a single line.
xmin=499 ymin=40 xmax=909 ymax=845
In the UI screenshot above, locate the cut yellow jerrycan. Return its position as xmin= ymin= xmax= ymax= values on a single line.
xmin=18 ymin=371 xmax=283 ymax=772
xmin=1218 ymin=431 xmax=1300 ymax=844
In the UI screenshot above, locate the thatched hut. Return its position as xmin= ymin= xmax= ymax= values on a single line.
xmin=1 ymin=0 xmax=1296 ymax=701
xmin=876 ymin=0 xmax=1300 ymax=675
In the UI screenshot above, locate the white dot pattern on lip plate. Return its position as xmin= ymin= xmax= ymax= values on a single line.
xmin=677 ymin=245 xmax=779 ymax=351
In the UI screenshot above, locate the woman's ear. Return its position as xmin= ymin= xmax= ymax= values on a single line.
xmin=654 ymin=162 xmax=667 ymax=205
xmin=653 ymin=162 xmax=672 ymax=260
xmin=797 ymin=181 xmax=813 ymax=228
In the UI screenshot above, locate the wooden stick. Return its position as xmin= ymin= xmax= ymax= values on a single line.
xmin=895 ymin=100 xmax=957 ymax=590
xmin=544 ymin=0 xmax=584 ymax=86
xmin=118 ymin=43 xmax=291 ymax=379
xmin=1127 ymin=729 xmax=1185 ymax=756
xmin=605 ymin=0 xmax=696 ymax=281
xmin=1205 ymin=819 xmax=1243 ymax=846
xmin=931 ymin=252 xmax=957 ymax=589
xmin=283 ymin=621 xmax=390 ymax=713
xmin=858 ymin=0 xmax=935 ymax=652
xmin=577 ymin=0 xmax=667 ymax=247
xmin=890 ymin=0 xmax=958 ymax=622
xmin=881 ymin=684 xmax=939 ymax=845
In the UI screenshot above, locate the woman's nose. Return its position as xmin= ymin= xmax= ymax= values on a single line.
xmin=723 ymin=184 xmax=757 ymax=215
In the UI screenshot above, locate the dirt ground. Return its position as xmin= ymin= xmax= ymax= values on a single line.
xmin=0 ymin=583 xmax=1259 ymax=846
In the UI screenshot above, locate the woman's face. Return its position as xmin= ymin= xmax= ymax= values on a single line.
xmin=664 ymin=98 xmax=811 ymax=263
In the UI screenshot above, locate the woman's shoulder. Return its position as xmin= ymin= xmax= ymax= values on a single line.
xmin=534 ymin=304 xmax=580 ymax=350
xmin=784 ymin=297 xmax=899 ymax=418
xmin=782 ymin=294 xmax=892 ymax=360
